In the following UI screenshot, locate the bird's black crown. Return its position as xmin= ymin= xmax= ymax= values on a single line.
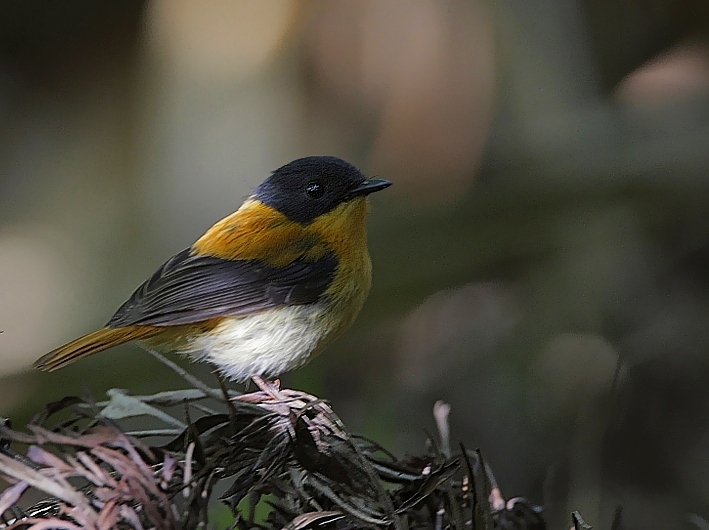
xmin=254 ymin=156 xmax=368 ymax=224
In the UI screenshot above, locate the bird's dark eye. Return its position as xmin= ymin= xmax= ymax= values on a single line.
xmin=306 ymin=181 xmax=325 ymax=198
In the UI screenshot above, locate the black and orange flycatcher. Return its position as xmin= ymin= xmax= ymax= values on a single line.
xmin=34 ymin=156 xmax=390 ymax=382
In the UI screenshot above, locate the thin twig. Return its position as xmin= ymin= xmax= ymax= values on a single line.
xmin=146 ymin=349 xmax=223 ymax=401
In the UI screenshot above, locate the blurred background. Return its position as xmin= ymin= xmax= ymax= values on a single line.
xmin=1 ymin=0 xmax=709 ymax=528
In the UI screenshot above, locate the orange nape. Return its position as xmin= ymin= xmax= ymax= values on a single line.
xmin=192 ymin=199 xmax=327 ymax=266
xmin=191 ymin=197 xmax=369 ymax=267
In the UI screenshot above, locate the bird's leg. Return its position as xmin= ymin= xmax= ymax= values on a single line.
xmin=214 ymin=371 xmax=243 ymax=437
xmin=214 ymin=370 xmax=233 ymax=401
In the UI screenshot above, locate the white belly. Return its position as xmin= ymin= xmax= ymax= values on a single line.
xmin=183 ymin=304 xmax=332 ymax=381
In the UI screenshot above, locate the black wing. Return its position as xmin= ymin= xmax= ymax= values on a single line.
xmin=107 ymin=249 xmax=337 ymax=328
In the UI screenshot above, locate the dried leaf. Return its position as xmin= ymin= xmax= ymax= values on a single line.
xmin=282 ymin=510 xmax=344 ymax=529
xmin=100 ymin=390 xmax=186 ymax=429
xmin=0 ymin=452 xmax=96 ymax=522
xmin=0 ymin=482 xmax=27 ymax=517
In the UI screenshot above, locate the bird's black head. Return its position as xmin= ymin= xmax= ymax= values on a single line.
xmin=254 ymin=156 xmax=390 ymax=224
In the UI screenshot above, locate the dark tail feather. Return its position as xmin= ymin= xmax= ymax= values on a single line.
xmin=33 ymin=326 xmax=161 ymax=371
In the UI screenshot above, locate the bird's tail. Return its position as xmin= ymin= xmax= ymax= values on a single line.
xmin=33 ymin=326 xmax=161 ymax=371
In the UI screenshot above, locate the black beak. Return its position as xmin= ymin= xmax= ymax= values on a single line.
xmin=347 ymin=178 xmax=392 ymax=199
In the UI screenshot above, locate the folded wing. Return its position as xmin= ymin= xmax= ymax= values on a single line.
xmin=107 ymin=249 xmax=338 ymax=328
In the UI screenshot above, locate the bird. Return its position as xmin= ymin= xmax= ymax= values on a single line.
xmin=33 ymin=156 xmax=391 ymax=382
